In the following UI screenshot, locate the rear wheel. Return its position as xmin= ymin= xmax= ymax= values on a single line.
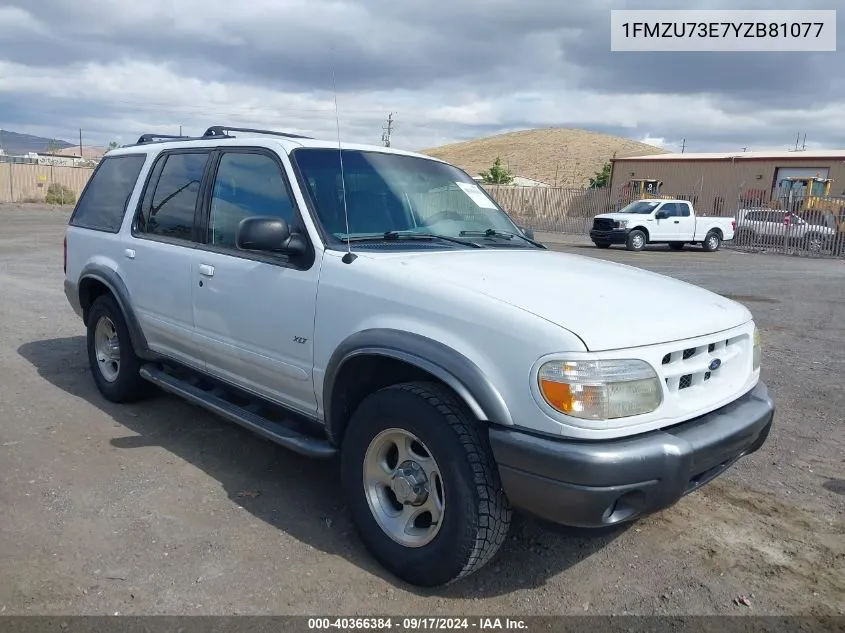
xmin=626 ymin=230 xmax=647 ymax=251
xmin=340 ymin=382 xmax=511 ymax=587
xmin=86 ymin=294 xmax=151 ymax=403
xmin=702 ymin=231 xmax=722 ymax=252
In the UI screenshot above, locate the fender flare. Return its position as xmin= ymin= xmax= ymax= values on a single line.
xmin=78 ymin=263 xmax=152 ymax=359
xmin=630 ymin=226 xmax=649 ymax=240
xmin=322 ymin=329 xmax=514 ymax=442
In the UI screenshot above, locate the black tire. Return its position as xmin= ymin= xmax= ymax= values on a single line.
xmin=803 ymin=232 xmax=826 ymax=253
xmin=593 ymin=241 xmax=611 ymax=249
xmin=625 ymin=229 xmax=647 ymax=251
xmin=702 ymin=230 xmax=721 ymax=252
xmin=668 ymin=242 xmax=685 ymax=250
xmin=86 ymin=294 xmax=151 ymax=403
xmin=340 ymin=381 xmax=511 ymax=587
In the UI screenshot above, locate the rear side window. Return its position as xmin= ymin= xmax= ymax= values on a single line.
xmin=69 ymin=154 xmax=147 ymax=232
xmin=136 ymin=151 xmax=209 ymax=241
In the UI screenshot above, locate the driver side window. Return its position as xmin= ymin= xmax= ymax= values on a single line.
xmin=659 ymin=203 xmax=678 ymax=217
xmin=208 ymin=151 xmax=294 ymax=249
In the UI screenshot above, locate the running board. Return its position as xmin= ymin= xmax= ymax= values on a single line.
xmin=139 ymin=364 xmax=337 ymax=459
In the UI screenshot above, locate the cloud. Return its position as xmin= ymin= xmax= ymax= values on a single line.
xmin=0 ymin=0 xmax=842 ymax=155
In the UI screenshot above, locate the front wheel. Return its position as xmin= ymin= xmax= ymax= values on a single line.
xmin=804 ymin=232 xmax=826 ymax=253
xmin=702 ymin=231 xmax=722 ymax=252
xmin=341 ymin=382 xmax=511 ymax=587
xmin=626 ymin=229 xmax=647 ymax=251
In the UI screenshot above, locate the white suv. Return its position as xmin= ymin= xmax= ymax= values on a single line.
xmin=63 ymin=125 xmax=775 ymax=587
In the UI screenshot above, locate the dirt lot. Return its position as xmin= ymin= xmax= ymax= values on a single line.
xmin=0 ymin=203 xmax=843 ymax=616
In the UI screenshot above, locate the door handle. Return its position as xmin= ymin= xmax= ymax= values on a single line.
xmin=674 ymin=220 xmax=679 ymax=223
xmin=198 ymin=264 xmax=214 ymax=277
xmin=124 ymin=248 xmax=136 ymax=259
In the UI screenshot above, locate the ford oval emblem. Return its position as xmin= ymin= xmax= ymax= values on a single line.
xmin=709 ymin=358 xmax=722 ymax=371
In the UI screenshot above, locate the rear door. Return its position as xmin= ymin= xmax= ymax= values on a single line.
xmin=122 ymin=148 xmax=212 ymax=371
xmin=674 ymin=201 xmax=696 ymax=239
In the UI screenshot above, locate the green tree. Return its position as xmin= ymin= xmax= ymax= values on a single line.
xmin=108 ymin=141 xmax=120 ymax=150
xmin=589 ymin=161 xmax=612 ymax=188
xmin=479 ymin=156 xmax=514 ymax=185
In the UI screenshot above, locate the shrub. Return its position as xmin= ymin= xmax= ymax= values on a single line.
xmin=45 ymin=183 xmax=77 ymax=205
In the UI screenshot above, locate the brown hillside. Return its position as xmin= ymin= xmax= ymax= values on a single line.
xmin=421 ymin=128 xmax=667 ymax=187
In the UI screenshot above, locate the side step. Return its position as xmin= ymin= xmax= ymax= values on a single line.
xmin=139 ymin=364 xmax=337 ymax=459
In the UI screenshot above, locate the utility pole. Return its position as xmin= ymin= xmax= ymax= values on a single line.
xmin=681 ymin=138 xmax=686 ymax=153
xmin=179 ymin=125 xmax=182 ymax=136
xmin=381 ymin=112 xmax=393 ymax=147
xmin=79 ymin=129 xmax=83 ymax=158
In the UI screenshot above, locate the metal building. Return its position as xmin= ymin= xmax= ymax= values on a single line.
xmin=609 ymin=150 xmax=845 ymax=216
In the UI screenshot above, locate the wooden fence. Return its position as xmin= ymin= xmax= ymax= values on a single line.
xmin=0 ymin=161 xmax=95 ymax=204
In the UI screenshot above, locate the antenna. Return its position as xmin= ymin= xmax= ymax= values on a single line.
xmin=331 ymin=51 xmax=356 ymax=264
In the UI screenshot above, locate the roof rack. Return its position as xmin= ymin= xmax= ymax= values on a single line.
xmin=202 ymin=125 xmax=312 ymax=140
xmin=133 ymin=133 xmax=192 ymax=145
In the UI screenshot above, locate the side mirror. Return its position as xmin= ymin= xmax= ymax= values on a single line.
xmin=236 ymin=216 xmax=306 ymax=255
xmin=519 ymin=225 xmax=535 ymax=240
xmin=655 ymin=210 xmax=668 ymax=220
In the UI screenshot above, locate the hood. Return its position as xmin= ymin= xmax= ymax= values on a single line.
xmin=371 ymin=249 xmax=751 ymax=351
xmin=595 ymin=212 xmax=648 ymax=221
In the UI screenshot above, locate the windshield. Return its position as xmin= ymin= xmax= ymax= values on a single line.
xmin=290 ymin=148 xmax=528 ymax=248
xmin=618 ymin=200 xmax=661 ymax=214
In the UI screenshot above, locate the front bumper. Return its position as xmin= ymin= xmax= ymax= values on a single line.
xmin=489 ymin=381 xmax=775 ymax=528
xmin=589 ymin=228 xmax=629 ymax=244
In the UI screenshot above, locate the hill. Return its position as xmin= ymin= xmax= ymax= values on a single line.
xmin=421 ymin=128 xmax=668 ymax=187
xmin=0 ymin=129 xmax=74 ymax=155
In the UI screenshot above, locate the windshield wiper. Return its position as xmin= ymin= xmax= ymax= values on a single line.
xmin=337 ymin=231 xmax=484 ymax=248
xmin=459 ymin=228 xmax=546 ymax=248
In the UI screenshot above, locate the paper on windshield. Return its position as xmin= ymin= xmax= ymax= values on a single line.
xmin=456 ymin=182 xmax=498 ymax=209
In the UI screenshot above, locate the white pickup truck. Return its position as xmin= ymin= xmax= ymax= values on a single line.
xmin=590 ymin=198 xmax=736 ymax=252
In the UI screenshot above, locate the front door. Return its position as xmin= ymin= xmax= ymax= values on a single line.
xmin=649 ymin=202 xmax=677 ymax=240
xmin=190 ymin=148 xmax=322 ymax=416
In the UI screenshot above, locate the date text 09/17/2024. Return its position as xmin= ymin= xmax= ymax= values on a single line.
xmin=307 ymin=617 xmax=528 ymax=631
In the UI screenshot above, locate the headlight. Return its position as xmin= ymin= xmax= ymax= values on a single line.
xmin=537 ymin=359 xmax=663 ymax=420
xmin=753 ymin=327 xmax=761 ymax=370
xmin=615 ymin=220 xmax=629 ymax=228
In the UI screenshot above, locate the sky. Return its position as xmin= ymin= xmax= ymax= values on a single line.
xmin=0 ymin=0 xmax=842 ymax=154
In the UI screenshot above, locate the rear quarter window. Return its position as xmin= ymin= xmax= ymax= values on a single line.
xmin=69 ymin=154 xmax=148 ymax=232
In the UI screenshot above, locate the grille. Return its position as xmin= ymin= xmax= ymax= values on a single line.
xmin=593 ymin=218 xmax=615 ymax=231
xmin=659 ymin=333 xmax=748 ymax=397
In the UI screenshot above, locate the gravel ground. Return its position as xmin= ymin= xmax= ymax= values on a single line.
xmin=0 ymin=203 xmax=843 ymax=616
